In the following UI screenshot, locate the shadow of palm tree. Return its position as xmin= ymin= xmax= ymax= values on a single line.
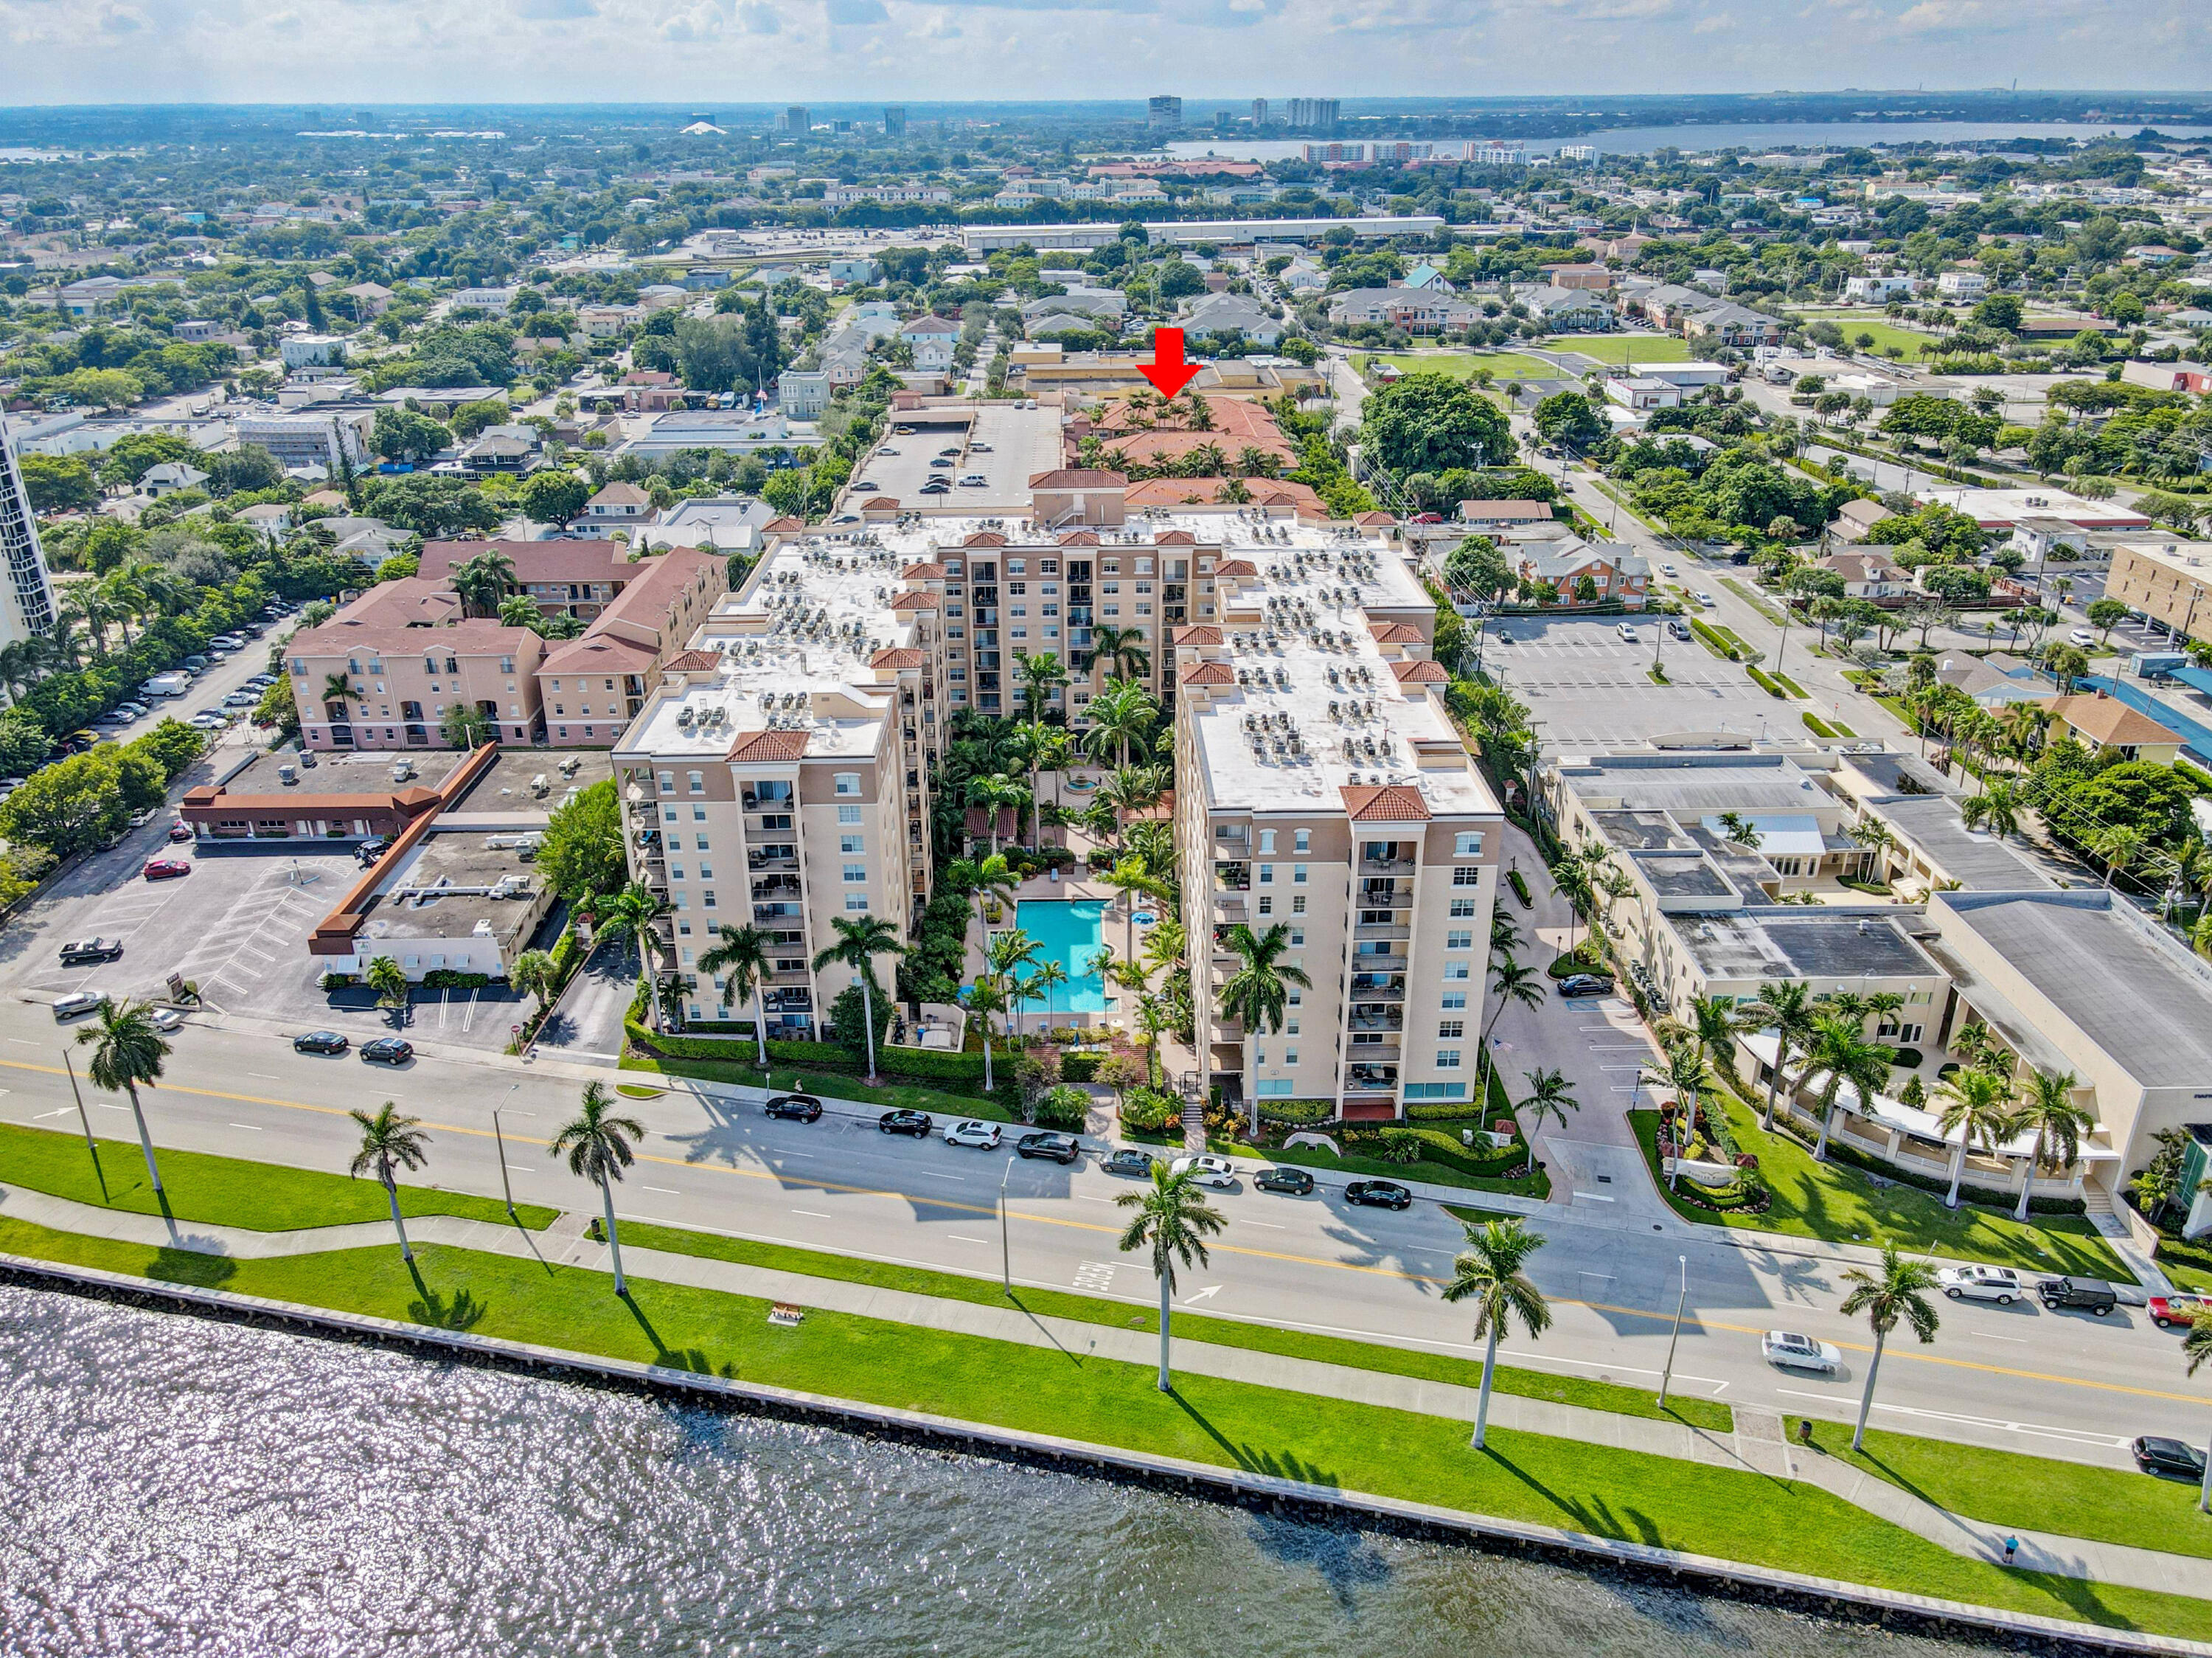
xmin=406 ymin=1286 xmax=487 ymax=1331
xmin=149 ymin=1246 xmax=236 ymax=1288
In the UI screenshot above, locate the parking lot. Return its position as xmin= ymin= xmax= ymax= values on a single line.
xmin=852 ymin=401 xmax=1061 ymax=517
xmin=1483 ymin=614 xmax=1790 ymax=749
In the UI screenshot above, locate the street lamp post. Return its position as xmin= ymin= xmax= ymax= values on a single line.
xmin=1657 ymin=1254 xmax=1690 ymax=1410
xmin=1000 ymin=1154 xmax=1015 ymax=1294
xmin=492 ymin=1083 xmax=518 ymax=1218
xmin=63 ymin=1049 xmax=95 ymax=1154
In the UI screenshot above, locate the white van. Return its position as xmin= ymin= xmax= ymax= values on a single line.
xmin=957 ymin=472 xmax=988 ymax=488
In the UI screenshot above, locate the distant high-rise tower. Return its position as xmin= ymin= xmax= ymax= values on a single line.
xmin=1147 ymin=95 xmax=1182 ymax=129
xmin=777 ymin=105 xmax=811 ymax=136
xmin=882 ymin=105 xmax=908 ymax=138
xmin=1251 ymin=99 xmax=1270 ymax=126
xmin=1287 ymin=97 xmax=1340 ymax=133
xmin=0 ymin=415 xmax=58 ymax=663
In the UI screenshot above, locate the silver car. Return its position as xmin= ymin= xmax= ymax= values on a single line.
xmin=1761 ymin=1330 xmax=1842 ymax=1374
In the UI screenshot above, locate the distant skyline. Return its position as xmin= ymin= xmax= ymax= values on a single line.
xmin=2 ymin=0 xmax=2208 ymax=111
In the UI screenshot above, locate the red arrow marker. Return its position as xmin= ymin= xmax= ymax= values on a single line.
xmin=1139 ymin=327 xmax=1200 ymax=398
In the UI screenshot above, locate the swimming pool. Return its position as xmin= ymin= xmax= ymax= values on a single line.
xmin=1012 ymin=898 xmax=1108 ymax=1016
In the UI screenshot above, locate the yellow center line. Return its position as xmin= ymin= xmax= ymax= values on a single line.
xmin=8 ymin=1058 xmax=2198 ymax=1405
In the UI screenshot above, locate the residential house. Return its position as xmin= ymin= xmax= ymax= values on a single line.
xmin=900 ymin=315 xmax=961 ymax=372
xmin=1180 ymin=292 xmax=1282 ymax=347
xmin=1326 ymin=288 xmax=1482 ymax=331
xmin=1517 ymin=285 xmax=1614 ymax=330
xmin=1815 ymin=549 xmax=1910 ymax=598
xmin=342 ymin=282 xmax=392 ymax=319
xmin=1936 ymin=271 xmax=1989 ymax=300
xmin=141 ymin=462 xmax=209 ymax=497
xmin=581 ymin=482 xmax=655 ymax=533
xmin=777 ymin=369 xmax=832 ymax=418
xmin=2047 ymin=693 xmax=2185 ymax=764
xmin=1513 ymin=541 xmax=1649 ymax=606
xmin=450 ymin=286 xmax=518 ymax=314
xmin=1455 ymin=499 xmax=1559 ymax=535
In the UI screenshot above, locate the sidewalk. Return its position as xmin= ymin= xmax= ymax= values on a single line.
xmin=4 ymin=1179 xmax=2202 ymax=1599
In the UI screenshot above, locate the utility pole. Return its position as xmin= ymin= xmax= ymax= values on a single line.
xmin=1657 ymin=1254 xmax=1690 ymax=1409
xmin=493 ymin=1083 xmax=518 ymax=1218
xmin=63 ymin=1050 xmax=94 ymax=1154
xmin=1000 ymin=1154 xmax=1015 ymax=1294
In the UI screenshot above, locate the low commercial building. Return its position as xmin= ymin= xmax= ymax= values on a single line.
xmin=234 ymin=411 xmax=371 ymax=472
xmin=2104 ymin=538 xmax=2212 ymax=645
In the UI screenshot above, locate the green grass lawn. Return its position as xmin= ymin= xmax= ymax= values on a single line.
xmin=1787 ymin=313 xmax=1942 ymax=361
xmin=622 ymin=1055 xmax=1018 ymax=1123
xmin=1551 ymin=334 xmax=1697 ymax=366
xmin=5 ymin=1210 xmax=2208 ymax=1640
xmin=0 ymin=1122 xmax=557 ymax=1232
xmin=1797 ymin=1418 xmax=2212 ymax=1563
xmin=1721 ymin=577 xmax=1784 ymax=624
xmin=1202 ymin=1131 xmax=1552 ymax=1200
xmin=1359 ymin=350 xmax=1561 ymax=384
xmin=1629 ymin=1101 xmax=2126 ymax=1279
xmin=618 ymin=1218 xmax=1727 ymax=1431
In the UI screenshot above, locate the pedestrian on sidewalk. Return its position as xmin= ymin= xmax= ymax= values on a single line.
xmin=2003 ymin=1536 xmax=2019 ymax=1566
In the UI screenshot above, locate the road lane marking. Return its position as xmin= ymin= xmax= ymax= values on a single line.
xmin=31 ymin=1107 xmax=72 ymax=1120
xmin=791 ymin=1209 xmax=832 ymax=1219
xmin=947 ymin=1234 xmax=990 ymax=1244
xmin=226 ymin=1123 xmax=262 ymax=1131
xmin=642 ymin=1186 xmax=680 ymax=1196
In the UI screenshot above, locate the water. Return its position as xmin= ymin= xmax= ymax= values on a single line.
xmin=1012 ymin=897 xmax=1108 ymax=1014
xmin=0 ymin=1283 xmax=2039 ymax=1658
xmin=1169 ymin=121 xmax=2212 ymax=163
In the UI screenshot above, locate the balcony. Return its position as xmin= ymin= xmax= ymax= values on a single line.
xmin=741 ymin=791 xmax=794 ymax=814
xmin=1352 ymin=951 xmax=1407 ymax=974
xmin=751 ymin=874 xmax=802 ymax=901
xmin=1359 ymin=854 xmax=1415 ymax=873
xmin=748 ymin=850 xmax=798 ymax=872
xmin=1213 ymin=861 xmax=1250 ymax=892
xmin=1349 ymin=1010 xmax=1404 ymax=1033
xmin=1350 ymin=975 xmax=1406 ymax=1002
xmin=1354 ymin=921 xmax=1410 ymax=943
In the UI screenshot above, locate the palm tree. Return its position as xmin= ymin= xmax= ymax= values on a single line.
xmin=1140 ymin=915 xmax=1186 ymax=988
xmin=1018 ymin=649 xmax=1068 ymax=723
xmin=1688 ymin=993 xmax=1749 ymax=1078
xmin=1932 ymin=1067 xmax=2014 ymax=1209
xmin=2010 ymin=1068 xmax=2092 ymax=1221
xmin=77 ymin=999 xmax=171 ymax=1194
xmin=1517 ymin=1066 xmax=1580 ymax=1135
xmin=598 ymin=879 xmax=667 ymax=1030
xmin=1083 ymin=677 xmax=1158 ymax=769
xmin=1217 ymin=923 xmax=1311 ymax=1109
xmin=1747 ymin=979 xmax=1818 ymax=1131
xmin=2093 ymin=823 xmax=2143 ymax=892
xmin=512 ymin=948 xmax=559 ymax=1016
xmin=698 ymin=923 xmax=773 ymax=1068
xmin=1081 ymin=623 xmax=1152 ymax=685
xmin=365 ymin=954 xmax=409 ymax=1024
xmin=967 ymin=974 xmax=1009 ymax=1092
xmin=1476 ymin=954 xmax=1548 ymax=1113
xmin=1024 ymin=958 xmax=1071 ymax=1033
xmin=321 ymin=670 xmax=356 ymax=723
xmin=967 ymin=771 xmax=1029 ymax=856
xmin=985 ymin=927 xmax=1043 ymax=1037
xmin=1103 ymin=854 xmax=1169 ymax=963
xmin=1489 ymin=909 xmax=1525 ymax=961
xmin=1094 ymin=763 xmax=1166 ymax=847
xmin=1440 ymin=1217 xmax=1551 ymax=1449
xmin=950 ymin=850 xmax=1020 ymax=942
xmin=498 ymin=592 xmax=544 ymax=629
xmin=1804 ymin=1013 xmax=1894 ymax=1160
xmin=813 ymin=912 xmax=904 ymax=1082
xmin=348 ymin=1103 xmax=431 ymax=1262
xmin=1961 ymin=779 xmax=2021 ymax=841
xmin=549 ymin=1081 xmax=647 ymax=1295
xmin=1838 ymin=1246 xmax=1942 ymax=1451
xmin=1116 ymin=1161 xmax=1227 ymax=1392
xmin=452 ymin=549 xmax=518 ymax=619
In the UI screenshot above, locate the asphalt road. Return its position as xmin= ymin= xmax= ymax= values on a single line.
xmin=1 ymin=1010 xmax=2204 ymax=1471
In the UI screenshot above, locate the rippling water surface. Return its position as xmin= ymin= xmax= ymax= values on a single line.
xmin=1 ymin=1284 xmax=2024 ymax=1657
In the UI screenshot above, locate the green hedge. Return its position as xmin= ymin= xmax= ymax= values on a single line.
xmin=1257 ymin=1097 xmax=1335 ymax=1125
xmin=1689 ymin=618 xmax=1741 ymax=661
xmin=1061 ymin=1052 xmax=1101 ymax=1083
xmin=1506 ymin=868 xmax=1533 ymax=908
xmin=1344 ymin=1123 xmax=1526 ymax=1179
xmin=627 ymin=1020 xmax=988 ymax=1086
xmin=1746 ymin=665 xmax=1789 ymax=698
xmin=1406 ymin=1100 xmax=1503 ymax=1123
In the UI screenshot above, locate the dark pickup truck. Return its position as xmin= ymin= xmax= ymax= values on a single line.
xmin=2038 ymin=1275 xmax=2119 ymax=1315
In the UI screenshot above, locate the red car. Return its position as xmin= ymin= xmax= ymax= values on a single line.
xmin=142 ymin=858 xmax=191 ymax=881
xmin=2151 ymin=1294 xmax=2211 ymax=1331
xmin=167 ymin=821 xmax=192 ymax=842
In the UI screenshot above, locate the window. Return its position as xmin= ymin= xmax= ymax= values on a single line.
xmin=1405 ymin=1082 xmax=1466 ymax=1102
xmin=1291 ymin=895 xmax=1306 ymax=915
xmin=844 ymin=864 xmax=867 ymax=884
xmin=1436 ymin=1050 xmax=1462 ymax=1069
xmin=1258 ymin=829 xmax=1276 ymax=854
xmin=1256 ymin=895 xmax=1272 ymax=915
xmin=1454 ymin=832 xmax=1484 ymax=857
xmin=657 ymin=771 xmax=675 ymax=792
xmin=1283 ymin=1050 xmax=1298 ymax=1066
xmin=663 ymin=806 xmax=678 ymax=824
xmin=1444 ymin=961 xmax=1470 ymax=980
xmin=1446 ymin=929 xmax=1472 ymax=950
xmin=841 ymin=835 xmax=864 ymax=854
xmin=1288 ymin=928 xmax=1304 ymax=947
xmin=845 ymin=895 xmax=869 ymax=912
xmin=669 ymin=864 xmax=686 ymax=881
xmin=701 ymin=890 xmax=716 ymax=909
xmin=695 ymin=835 xmax=709 ymax=851
xmin=835 ymin=773 xmax=860 ymax=797
xmin=1452 ymin=867 xmax=1481 ymax=887
xmin=1256 ymin=1078 xmax=1294 ymax=1097
xmin=1438 ymin=1019 xmax=1464 ymax=1039
xmin=838 ymin=804 xmax=862 ymax=825
xmin=1449 ymin=898 xmax=1476 ymax=918
xmin=686 ymin=771 xmax=704 ymax=794
xmin=1293 ymin=864 xmax=1307 ymax=885
xmin=1257 ymin=864 xmax=1274 ymax=885
xmin=1286 ymin=991 xmax=1301 ymax=1006
xmin=693 ymin=806 xmax=706 ymax=822
xmin=698 ymin=864 xmax=712 ymax=880
xmin=1285 ymin=1018 xmax=1300 ymax=1036
xmin=1294 ymin=830 xmax=1310 ymax=853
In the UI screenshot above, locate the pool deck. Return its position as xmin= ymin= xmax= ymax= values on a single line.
xmin=959 ymin=837 xmax=1136 ymax=1030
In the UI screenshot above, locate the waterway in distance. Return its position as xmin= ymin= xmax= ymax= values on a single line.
xmin=0 ymin=1283 xmax=2056 ymax=1657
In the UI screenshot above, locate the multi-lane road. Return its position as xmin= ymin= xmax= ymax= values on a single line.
xmin=1 ymin=1010 xmax=2204 ymax=1471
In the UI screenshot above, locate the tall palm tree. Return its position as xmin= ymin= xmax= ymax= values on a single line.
xmin=1082 ymin=623 xmax=1152 ymax=684
xmin=77 ymin=999 xmax=171 ymax=1194
xmin=1476 ymin=955 xmax=1546 ymax=1115
xmin=950 ymin=850 xmax=1020 ymax=944
xmin=512 ymin=948 xmax=559 ymax=1018
xmin=985 ymin=927 xmax=1043 ymax=1040
xmin=967 ymin=974 xmax=1009 ymax=1092
xmin=549 ymin=1081 xmax=647 ymax=1295
xmin=1838 ymin=1246 xmax=1942 ymax=1451
xmin=2010 ymin=1068 xmax=2092 ymax=1221
xmin=813 ymin=912 xmax=904 ymax=1081
xmin=349 ymin=1103 xmax=431 ymax=1262
xmin=599 ymin=879 xmax=667 ymax=1031
xmin=698 ymin=923 xmax=773 ymax=1069
xmin=1023 ymin=958 xmax=1071 ymax=1033
xmin=1747 ymin=979 xmax=1818 ymax=1131
xmin=967 ymin=771 xmax=1029 ymax=856
xmin=498 ymin=592 xmax=544 ymax=630
xmin=1932 ymin=1067 xmax=2014 ymax=1209
xmin=1139 ymin=915 xmax=1186 ymax=988
xmin=1440 ymin=1216 xmax=1551 ymax=1449
xmin=2093 ymin=824 xmax=2143 ymax=892
xmin=1083 ymin=677 xmax=1158 ymax=769
xmin=1018 ymin=650 xmax=1068 ymax=723
xmin=1688 ymin=993 xmax=1750 ymax=1078
xmin=1217 ymin=923 xmax=1311 ymax=1117
xmin=1103 ymin=854 xmax=1170 ymax=962
xmin=1961 ymin=779 xmax=2021 ymax=842
xmin=1804 ymin=1013 xmax=1894 ymax=1160
xmin=452 ymin=549 xmax=518 ymax=620
xmin=1094 ymin=763 xmax=1166 ymax=847
xmin=321 ymin=670 xmax=356 ymax=722
xmin=1517 ymin=1067 xmax=1580 ymax=1135
xmin=1489 ymin=909 xmax=1525 ymax=961
xmin=1116 ymin=1161 xmax=1226 ymax=1392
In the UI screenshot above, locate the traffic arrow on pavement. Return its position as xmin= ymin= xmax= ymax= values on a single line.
xmin=1183 ymin=1285 xmax=1222 ymax=1304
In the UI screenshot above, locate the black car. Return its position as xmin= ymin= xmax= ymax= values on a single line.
xmin=355 ymin=837 xmax=392 ymax=867
xmin=293 ymin=1030 xmax=349 ymax=1055
xmin=361 ymin=1037 xmax=414 ymax=1065
xmin=1558 ymin=973 xmax=1615 ymax=998
xmin=1104 ymin=1148 xmax=1157 ymax=1178
xmin=2133 ymin=1436 xmax=2208 ymax=1480
xmin=1255 ymin=1165 xmax=1315 ymax=1196
xmin=1345 ymin=1179 xmax=1412 ymax=1211
xmin=1018 ymin=1131 xmax=1080 ymax=1164
xmin=2039 ymin=1275 xmax=2119 ymax=1316
xmin=58 ymin=937 xmax=124 ymax=965
xmin=765 ymin=1094 xmax=824 ymax=1123
xmin=879 ymin=1109 xmax=932 ymax=1137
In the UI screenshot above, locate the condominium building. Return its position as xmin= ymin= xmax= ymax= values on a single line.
xmin=233 ymin=410 xmax=371 ymax=472
xmin=420 ymin=538 xmax=643 ymax=623
xmin=2103 ymin=538 xmax=2212 ymax=646
xmin=1172 ymin=532 xmax=1503 ymax=1120
xmin=287 ymin=594 xmax=549 ymax=751
xmin=1147 ymin=96 xmax=1183 ymax=130
xmin=0 ymin=414 xmax=58 ymax=656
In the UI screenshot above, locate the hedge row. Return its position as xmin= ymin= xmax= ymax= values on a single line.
xmin=1256 ymin=1097 xmax=1334 ymax=1125
xmin=625 ymin=1019 xmax=990 ymax=1086
xmin=1688 ymin=618 xmax=1741 ymax=661
xmin=1343 ymin=1124 xmax=1526 ymax=1179
xmin=1773 ymin=1110 xmax=2087 ymax=1217
xmin=1745 ymin=664 xmax=1790 ymax=699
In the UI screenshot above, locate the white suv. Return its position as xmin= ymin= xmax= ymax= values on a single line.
xmin=945 ymin=1119 xmax=1002 ymax=1149
xmin=1936 ymin=1264 xmax=2024 ymax=1304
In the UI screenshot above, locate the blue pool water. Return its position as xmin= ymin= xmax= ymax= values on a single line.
xmin=1013 ymin=898 xmax=1109 ymax=1015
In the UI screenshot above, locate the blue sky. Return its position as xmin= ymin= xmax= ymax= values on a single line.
xmin=2 ymin=0 xmax=2206 ymax=107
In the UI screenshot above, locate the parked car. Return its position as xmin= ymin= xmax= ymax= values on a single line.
xmin=149 ymin=1007 xmax=185 ymax=1033
xmin=142 ymin=858 xmax=191 ymax=881
xmin=878 ymin=1109 xmax=933 ymax=1137
xmin=293 ymin=1030 xmax=349 ymax=1055
xmin=1254 ymin=1166 xmax=1315 ymax=1196
xmin=223 ymin=691 xmax=261 ymax=709
xmin=58 ymin=938 xmax=124 ymax=965
xmin=1936 ymin=1265 xmax=2025 ymax=1305
xmin=1761 ymin=1330 xmax=1843 ymax=1374
xmin=1104 ymin=1147 xmax=1157 ymax=1178
xmin=1558 ymin=973 xmax=1614 ymax=997
xmin=1018 ymin=1131 xmax=1080 ymax=1164
xmin=2038 ymin=1275 xmax=2119 ymax=1315
xmin=945 ymin=1119 xmax=1003 ymax=1149
xmin=167 ymin=821 xmax=193 ymax=842
xmin=1344 ymin=1179 xmax=1411 ymax=1210
xmin=128 ymin=807 xmax=158 ymax=827
xmin=361 ymin=1037 xmax=414 ymax=1066
xmin=2150 ymin=1294 xmax=2211 ymax=1331
xmin=2133 ymin=1436 xmax=2208 ymax=1480
xmin=1615 ymin=622 xmax=1638 ymax=643
xmin=1667 ymin=620 xmax=1692 ymax=641
xmin=2069 ymin=627 xmax=2098 ymax=648
xmin=765 ymin=1094 xmax=824 ymax=1123
xmin=355 ymin=837 xmax=392 ymax=867
xmin=52 ymin=991 xmax=110 ymax=1021
xmin=1660 ymin=563 xmax=1678 ymax=577
xmin=1172 ymin=1154 xmax=1236 ymax=1180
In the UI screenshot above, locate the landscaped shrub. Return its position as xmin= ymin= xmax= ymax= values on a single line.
xmin=1060 ymin=1052 xmax=1101 ymax=1083
xmin=1506 ymin=868 xmax=1532 ymax=908
xmin=626 ymin=1021 xmax=991 ymax=1088
xmin=1373 ymin=1128 xmax=1426 ymax=1165
xmin=1257 ymin=1097 xmax=1334 ymax=1125
xmin=422 ymin=968 xmax=491 ymax=991
xmin=1120 ymin=1086 xmax=1180 ymax=1134
xmin=1033 ymin=1083 xmax=1091 ymax=1128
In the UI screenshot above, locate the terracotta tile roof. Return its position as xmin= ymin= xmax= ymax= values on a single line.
xmin=900 ymin=561 xmax=947 ymax=578
xmin=1057 ymin=530 xmax=1101 ymax=546
xmin=540 ymin=634 xmax=658 ymax=675
xmin=726 ymin=729 xmax=810 ymax=763
xmin=1179 ymin=660 xmax=1237 ymax=686
xmin=2051 ymin=694 xmax=2183 ymax=748
xmin=1155 ymin=530 xmax=1197 ymax=545
xmin=420 ymin=538 xmax=631 ymax=586
xmin=890 ymin=591 xmax=941 ymax=610
xmin=870 ymin=646 xmax=928 ymax=669
xmin=1371 ymin=622 xmax=1425 ymax=644
xmin=1173 ymin=625 xmax=1223 ymax=645
xmin=1354 ymin=510 xmax=1397 ymax=527
xmin=763 ymin=515 xmax=807 ymax=533
xmin=862 ymin=496 xmax=900 ymax=510
xmin=663 ymin=649 xmax=722 ymax=672
xmin=1391 ymin=659 xmax=1449 ymax=683
xmin=1340 ymin=783 xmax=1431 ymax=822
xmin=1211 ymin=559 xmax=1258 ymax=578
xmin=961 ymin=531 xmax=1007 ymax=547
xmin=1029 ymin=469 xmax=1127 ymax=489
